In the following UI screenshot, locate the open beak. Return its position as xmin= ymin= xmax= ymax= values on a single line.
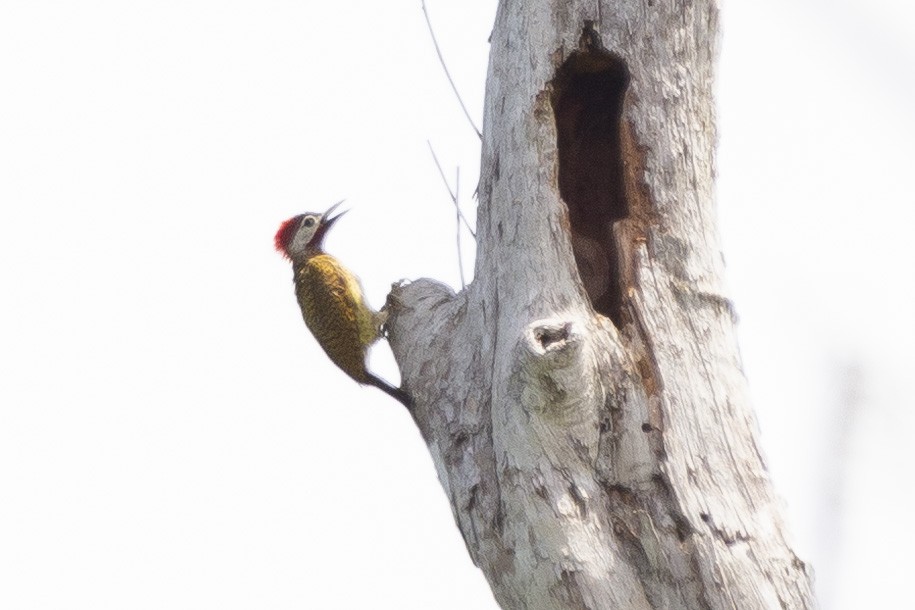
xmin=312 ymin=199 xmax=347 ymax=245
xmin=321 ymin=200 xmax=348 ymax=228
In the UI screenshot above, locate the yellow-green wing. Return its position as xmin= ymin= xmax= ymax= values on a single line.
xmin=294 ymin=254 xmax=378 ymax=383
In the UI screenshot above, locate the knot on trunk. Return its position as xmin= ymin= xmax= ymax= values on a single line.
xmin=515 ymin=316 xmax=600 ymax=427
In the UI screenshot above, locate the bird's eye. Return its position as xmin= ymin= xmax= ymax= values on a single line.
xmin=303 ymin=217 xmax=316 ymax=228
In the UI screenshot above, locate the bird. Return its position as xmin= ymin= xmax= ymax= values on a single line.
xmin=275 ymin=202 xmax=411 ymax=409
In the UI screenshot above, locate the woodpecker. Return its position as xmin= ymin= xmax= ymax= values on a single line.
xmin=275 ymin=202 xmax=411 ymax=408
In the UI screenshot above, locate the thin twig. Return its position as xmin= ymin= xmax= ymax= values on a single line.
xmin=421 ymin=0 xmax=483 ymax=140
xmin=454 ymin=166 xmax=465 ymax=288
xmin=427 ymin=141 xmax=456 ymax=200
xmin=427 ymin=141 xmax=475 ymax=236
xmin=428 ymin=141 xmax=477 ymax=288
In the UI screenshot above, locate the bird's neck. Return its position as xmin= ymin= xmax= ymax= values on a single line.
xmin=292 ymin=246 xmax=325 ymax=266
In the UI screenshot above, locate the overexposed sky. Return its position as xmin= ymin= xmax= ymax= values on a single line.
xmin=1 ymin=1 xmax=912 ymax=608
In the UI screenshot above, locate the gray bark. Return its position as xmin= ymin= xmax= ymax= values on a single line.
xmin=386 ymin=1 xmax=815 ymax=608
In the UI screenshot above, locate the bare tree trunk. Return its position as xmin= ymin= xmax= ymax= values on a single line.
xmin=386 ymin=1 xmax=815 ymax=607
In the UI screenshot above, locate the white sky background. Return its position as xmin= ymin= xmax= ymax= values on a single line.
xmin=1 ymin=1 xmax=912 ymax=608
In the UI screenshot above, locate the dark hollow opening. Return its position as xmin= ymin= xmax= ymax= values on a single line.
xmin=552 ymin=45 xmax=630 ymax=326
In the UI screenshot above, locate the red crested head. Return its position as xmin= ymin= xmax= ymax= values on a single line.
xmin=274 ymin=214 xmax=305 ymax=258
xmin=274 ymin=201 xmax=347 ymax=262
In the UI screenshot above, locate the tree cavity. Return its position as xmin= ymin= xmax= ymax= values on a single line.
xmin=551 ymin=28 xmax=630 ymax=327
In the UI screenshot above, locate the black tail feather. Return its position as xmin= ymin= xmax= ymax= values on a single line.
xmin=365 ymin=373 xmax=413 ymax=410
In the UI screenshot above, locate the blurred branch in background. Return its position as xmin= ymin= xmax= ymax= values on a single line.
xmin=815 ymin=361 xmax=863 ymax=609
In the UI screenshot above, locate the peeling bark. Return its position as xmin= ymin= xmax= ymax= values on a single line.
xmin=386 ymin=1 xmax=815 ymax=607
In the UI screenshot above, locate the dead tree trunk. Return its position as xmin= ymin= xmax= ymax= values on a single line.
xmin=386 ymin=1 xmax=815 ymax=607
